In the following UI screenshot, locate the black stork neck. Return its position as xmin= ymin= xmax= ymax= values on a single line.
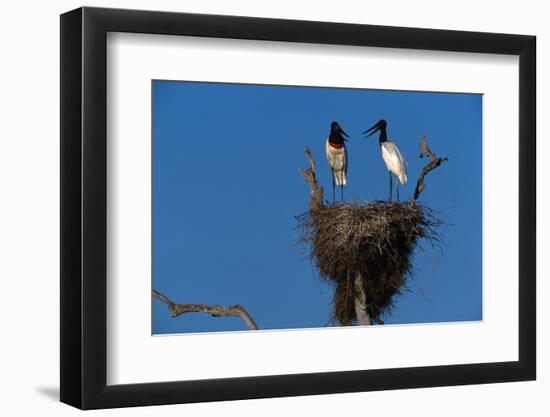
xmin=378 ymin=126 xmax=388 ymax=143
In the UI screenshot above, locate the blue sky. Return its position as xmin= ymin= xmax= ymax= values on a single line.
xmin=152 ymin=80 xmax=482 ymax=334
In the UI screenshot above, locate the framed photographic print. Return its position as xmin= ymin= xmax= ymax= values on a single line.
xmin=60 ymin=6 xmax=536 ymax=410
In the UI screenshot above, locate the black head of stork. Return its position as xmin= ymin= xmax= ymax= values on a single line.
xmin=363 ymin=119 xmax=388 ymax=143
xmin=329 ymin=121 xmax=349 ymax=145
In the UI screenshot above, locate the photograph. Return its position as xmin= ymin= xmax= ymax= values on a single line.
xmin=50 ymin=2 xmax=537 ymax=413
xmin=151 ymin=80 xmax=482 ymax=334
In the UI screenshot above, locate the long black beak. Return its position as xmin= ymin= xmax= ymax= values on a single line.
xmin=341 ymin=128 xmax=349 ymax=140
xmin=362 ymin=123 xmax=380 ymax=137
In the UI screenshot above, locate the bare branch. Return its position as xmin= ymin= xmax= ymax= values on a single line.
xmin=152 ymin=289 xmax=258 ymax=330
xmin=413 ymin=135 xmax=449 ymax=202
xmin=419 ymin=134 xmax=436 ymax=159
xmin=299 ymin=147 xmax=325 ymax=208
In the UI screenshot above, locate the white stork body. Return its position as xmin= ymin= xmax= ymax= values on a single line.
xmin=363 ymin=119 xmax=407 ymax=201
xmin=325 ymin=139 xmax=347 ymax=187
xmin=325 ymin=121 xmax=349 ymax=202
xmin=380 ymin=141 xmax=407 ymax=186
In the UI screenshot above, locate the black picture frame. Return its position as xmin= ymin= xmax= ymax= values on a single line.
xmin=60 ymin=6 xmax=536 ymax=410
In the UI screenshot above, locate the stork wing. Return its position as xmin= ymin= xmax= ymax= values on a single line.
xmin=344 ymin=143 xmax=348 ymax=178
xmin=381 ymin=141 xmax=407 ymax=184
xmin=393 ymin=142 xmax=406 ymax=168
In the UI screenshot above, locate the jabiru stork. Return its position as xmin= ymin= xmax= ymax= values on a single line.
xmin=325 ymin=121 xmax=348 ymax=203
xmin=363 ymin=119 xmax=407 ymax=201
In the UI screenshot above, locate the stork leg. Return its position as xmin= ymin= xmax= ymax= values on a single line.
xmin=388 ymin=172 xmax=393 ymax=201
xmin=341 ymin=184 xmax=344 ymax=202
xmin=332 ymin=173 xmax=335 ymax=204
xmin=396 ymin=177 xmax=400 ymax=202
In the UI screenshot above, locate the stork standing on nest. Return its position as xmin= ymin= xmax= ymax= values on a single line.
xmin=325 ymin=121 xmax=349 ymax=203
xmin=363 ymin=119 xmax=407 ymax=201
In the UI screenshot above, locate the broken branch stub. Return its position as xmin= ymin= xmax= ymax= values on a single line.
xmin=299 ymin=146 xmax=324 ymax=209
xmin=413 ymin=135 xmax=449 ymax=202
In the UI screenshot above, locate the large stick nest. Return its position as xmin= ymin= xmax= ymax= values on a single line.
xmin=297 ymin=201 xmax=441 ymax=324
xmin=297 ymin=137 xmax=447 ymax=325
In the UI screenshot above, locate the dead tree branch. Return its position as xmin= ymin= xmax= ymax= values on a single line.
xmin=413 ymin=135 xmax=449 ymax=202
xmin=299 ymin=147 xmax=325 ymax=209
xmin=152 ymin=289 xmax=258 ymax=330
